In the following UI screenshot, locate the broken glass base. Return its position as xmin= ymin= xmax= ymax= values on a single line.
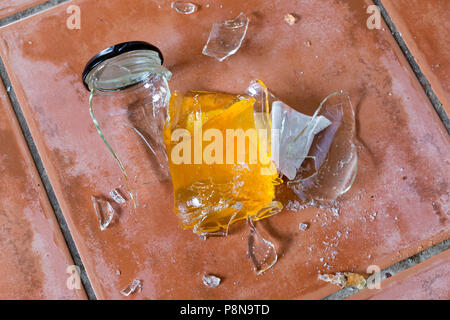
xmin=202 ymin=12 xmax=249 ymax=62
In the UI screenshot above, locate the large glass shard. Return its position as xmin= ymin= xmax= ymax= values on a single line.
xmin=120 ymin=279 xmax=143 ymax=296
xmin=202 ymin=275 xmax=221 ymax=288
xmin=202 ymin=13 xmax=250 ymax=62
xmin=287 ymin=91 xmax=357 ymax=203
xmin=91 ymin=196 xmax=115 ymax=231
xmin=272 ymin=100 xmax=331 ymax=180
xmin=247 ymin=218 xmax=277 ymax=274
xmin=171 ymin=1 xmax=198 ymax=15
xmin=164 ymin=87 xmax=280 ymax=236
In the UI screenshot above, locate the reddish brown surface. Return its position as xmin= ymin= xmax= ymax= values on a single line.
xmin=0 ymin=83 xmax=86 ymax=299
xmin=0 ymin=0 xmax=46 ymax=19
xmin=382 ymin=0 xmax=450 ymax=113
xmin=350 ymin=250 xmax=450 ymax=300
xmin=0 ymin=0 xmax=448 ymax=299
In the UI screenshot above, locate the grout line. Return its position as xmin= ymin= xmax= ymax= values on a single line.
xmin=0 ymin=0 xmax=70 ymax=27
xmin=374 ymin=0 xmax=450 ymax=133
xmin=0 ymin=57 xmax=97 ymax=300
xmin=324 ymin=238 xmax=450 ymax=300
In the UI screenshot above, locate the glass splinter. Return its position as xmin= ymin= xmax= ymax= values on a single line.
xmin=91 ymin=196 xmax=115 ymax=231
xmin=110 ymin=188 xmax=126 ymax=204
xmin=171 ymin=1 xmax=198 ymax=15
xmin=120 ymin=279 xmax=143 ymax=296
xmin=202 ymin=12 xmax=250 ymax=62
xmin=202 ymin=275 xmax=221 ymax=288
xmin=247 ymin=218 xmax=277 ymax=275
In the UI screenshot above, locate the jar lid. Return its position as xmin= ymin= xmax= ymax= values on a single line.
xmin=82 ymin=41 xmax=164 ymax=91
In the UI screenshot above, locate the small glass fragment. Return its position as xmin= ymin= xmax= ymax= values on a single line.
xmin=318 ymin=272 xmax=366 ymax=290
xmin=202 ymin=275 xmax=221 ymax=288
xmin=91 ymin=196 xmax=116 ymax=231
xmin=247 ymin=218 xmax=277 ymax=274
xmin=120 ymin=279 xmax=143 ymax=296
xmin=109 ymin=188 xmax=126 ymax=204
xmin=171 ymin=1 xmax=198 ymax=15
xmin=299 ymin=222 xmax=309 ymax=231
xmin=284 ymin=13 xmax=298 ymax=25
xmin=202 ymin=12 xmax=250 ymax=61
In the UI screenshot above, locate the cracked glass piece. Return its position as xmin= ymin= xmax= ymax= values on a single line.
xmin=171 ymin=1 xmax=198 ymax=14
xmin=318 ymin=272 xmax=366 ymax=290
xmin=120 ymin=279 xmax=143 ymax=296
xmin=287 ymin=91 xmax=357 ymax=203
xmin=164 ymin=86 xmax=280 ymax=236
xmin=202 ymin=12 xmax=250 ymax=62
xmin=109 ymin=188 xmax=126 ymax=204
xmin=272 ymin=100 xmax=331 ymax=180
xmin=91 ymin=196 xmax=115 ymax=231
xmin=247 ymin=218 xmax=277 ymax=274
xmin=202 ymin=275 xmax=221 ymax=288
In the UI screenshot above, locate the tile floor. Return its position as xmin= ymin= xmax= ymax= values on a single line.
xmin=0 ymin=82 xmax=85 ymax=299
xmin=382 ymin=0 xmax=450 ymax=113
xmin=0 ymin=0 xmax=448 ymax=300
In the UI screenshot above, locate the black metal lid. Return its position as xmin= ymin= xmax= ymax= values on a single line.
xmin=82 ymin=41 xmax=164 ymax=91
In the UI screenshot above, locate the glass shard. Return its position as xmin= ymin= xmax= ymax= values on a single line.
xmin=91 ymin=196 xmax=116 ymax=231
xmin=202 ymin=275 xmax=221 ymax=288
xmin=318 ymin=272 xmax=366 ymax=290
xmin=287 ymin=91 xmax=358 ymax=203
xmin=272 ymin=100 xmax=331 ymax=180
xmin=247 ymin=218 xmax=277 ymax=274
xmin=284 ymin=13 xmax=298 ymax=25
xmin=299 ymin=222 xmax=309 ymax=231
xmin=109 ymin=188 xmax=126 ymax=204
xmin=202 ymin=12 xmax=250 ymax=62
xmin=120 ymin=279 xmax=143 ymax=296
xmin=171 ymin=1 xmax=198 ymax=15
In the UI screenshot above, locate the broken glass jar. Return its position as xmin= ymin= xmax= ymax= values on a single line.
xmin=82 ymin=42 xmax=172 ymax=205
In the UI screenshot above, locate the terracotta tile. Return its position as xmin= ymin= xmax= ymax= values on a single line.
xmin=0 ymin=83 xmax=86 ymax=299
xmin=382 ymin=0 xmax=450 ymax=113
xmin=349 ymin=250 xmax=450 ymax=300
xmin=0 ymin=0 xmax=47 ymax=20
xmin=0 ymin=0 xmax=448 ymax=299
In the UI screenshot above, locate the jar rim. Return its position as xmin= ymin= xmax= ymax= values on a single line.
xmin=82 ymin=41 xmax=164 ymax=91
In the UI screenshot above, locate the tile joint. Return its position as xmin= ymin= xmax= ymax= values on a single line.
xmin=0 ymin=56 xmax=97 ymax=300
xmin=0 ymin=0 xmax=70 ymax=28
xmin=375 ymin=0 xmax=450 ymax=133
xmin=324 ymin=239 xmax=450 ymax=300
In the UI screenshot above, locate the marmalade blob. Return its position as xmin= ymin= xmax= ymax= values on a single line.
xmin=163 ymin=90 xmax=281 ymax=235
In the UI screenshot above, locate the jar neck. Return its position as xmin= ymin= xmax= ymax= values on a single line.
xmin=85 ymin=50 xmax=172 ymax=93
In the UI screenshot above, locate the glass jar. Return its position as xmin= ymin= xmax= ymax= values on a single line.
xmin=82 ymin=41 xmax=172 ymax=205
